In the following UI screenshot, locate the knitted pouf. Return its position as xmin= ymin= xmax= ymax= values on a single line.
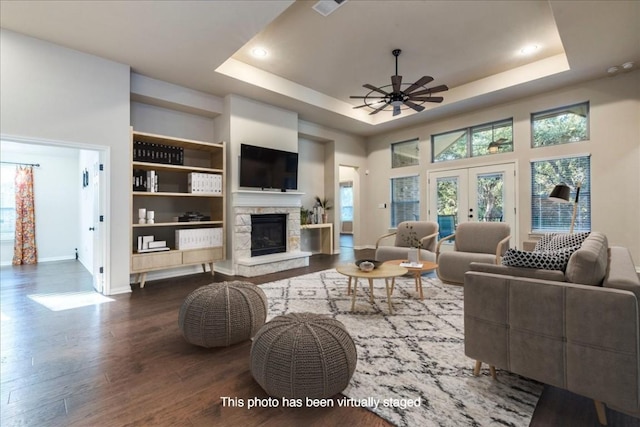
xmin=178 ymin=281 xmax=267 ymax=348
xmin=250 ymin=312 xmax=357 ymax=399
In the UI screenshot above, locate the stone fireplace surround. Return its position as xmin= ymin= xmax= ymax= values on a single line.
xmin=233 ymin=190 xmax=311 ymax=277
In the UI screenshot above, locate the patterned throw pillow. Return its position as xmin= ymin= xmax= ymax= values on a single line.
xmin=502 ymin=246 xmax=579 ymax=271
xmin=533 ymin=232 xmax=590 ymax=252
xmin=545 ymin=232 xmax=590 ymax=251
xmin=533 ymin=233 xmax=558 ymax=252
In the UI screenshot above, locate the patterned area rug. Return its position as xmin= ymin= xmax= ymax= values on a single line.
xmin=260 ymin=269 xmax=542 ymax=427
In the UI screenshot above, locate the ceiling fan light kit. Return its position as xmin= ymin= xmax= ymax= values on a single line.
xmin=350 ymin=49 xmax=449 ymax=116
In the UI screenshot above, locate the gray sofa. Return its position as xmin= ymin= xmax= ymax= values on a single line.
xmin=464 ymin=232 xmax=640 ymax=425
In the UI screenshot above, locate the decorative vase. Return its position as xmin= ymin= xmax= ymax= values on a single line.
xmin=322 ymin=213 xmax=328 ymax=223
xmin=407 ymin=247 xmax=419 ymax=264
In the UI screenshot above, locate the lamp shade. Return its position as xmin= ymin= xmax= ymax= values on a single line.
xmin=548 ymin=183 xmax=571 ymax=202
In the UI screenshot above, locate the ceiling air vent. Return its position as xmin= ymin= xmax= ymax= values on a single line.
xmin=312 ymin=0 xmax=347 ymax=17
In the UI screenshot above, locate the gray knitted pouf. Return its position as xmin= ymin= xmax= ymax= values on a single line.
xmin=178 ymin=281 xmax=267 ymax=348
xmin=250 ymin=312 xmax=357 ymax=399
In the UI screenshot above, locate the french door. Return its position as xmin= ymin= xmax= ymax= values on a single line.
xmin=427 ymin=163 xmax=517 ymax=243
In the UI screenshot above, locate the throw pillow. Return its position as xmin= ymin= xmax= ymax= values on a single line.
xmin=502 ymin=246 xmax=580 ymax=271
xmin=533 ymin=233 xmax=557 ymax=252
xmin=545 ymin=232 xmax=590 ymax=251
xmin=533 ymin=232 xmax=590 ymax=252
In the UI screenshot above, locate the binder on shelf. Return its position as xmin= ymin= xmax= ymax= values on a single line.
xmin=133 ymin=140 xmax=184 ymax=165
xmin=175 ymin=228 xmax=223 ymax=250
xmin=147 ymin=240 xmax=167 ymax=249
xmin=188 ymin=172 xmax=223 ymax=194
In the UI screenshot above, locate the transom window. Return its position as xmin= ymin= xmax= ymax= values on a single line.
xmin=432 ymin=118 xmax=513 ymax=162
xmin=530 ymin=155 xmax=591 ymax=232
xmin=531 ymin=102 xmax=589 ymax=148
xmin=390 ymin=175 xmax=419 ymax=228
xmin=391 ymin=138 xmax=419 ymax=168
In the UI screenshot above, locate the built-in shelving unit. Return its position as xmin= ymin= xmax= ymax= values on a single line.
xmin=130 ymin=130 xmax=226 ymax=288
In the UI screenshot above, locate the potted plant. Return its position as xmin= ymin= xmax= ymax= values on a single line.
xmin=300 ymin=207 xmax=312 ymax=225
xmin=314 ymin=196 xmax=332 ymax=223
xmin=404 ymin=223 xmax=423 ymax=264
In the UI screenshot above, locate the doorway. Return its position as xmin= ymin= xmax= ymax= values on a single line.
xmin=0 ymin=136 xmax=109 ymax=294
xmin=428 ymin=163 xmax=517 ymax=245
xmin=339 ymin=166 xmax=358 ymax=251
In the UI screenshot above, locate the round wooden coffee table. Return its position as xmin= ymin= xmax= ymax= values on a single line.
xmin=383 ymin=260 xmax=438 ymax=300
xmin=336 ymin=263 xmax=407 ymax=314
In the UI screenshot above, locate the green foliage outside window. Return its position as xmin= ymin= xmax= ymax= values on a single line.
xmin=532 ymin=102 xmax=589 ymax=147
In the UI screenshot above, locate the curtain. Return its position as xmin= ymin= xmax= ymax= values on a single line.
xmin=13 ymin=166 xmax=37 ymax=265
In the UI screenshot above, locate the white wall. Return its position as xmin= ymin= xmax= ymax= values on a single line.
xmin=0 ymin=29 xmax=131 ymax=294
xmin=365 ymin=71 xmax=640 ymax=263
xmin=0 ymin=141 xmax=79 ymax=265
xmin=131 ymin=101 xmax=216 ymax=142
xmin=298 ymin=138 xmax=326 ymax=209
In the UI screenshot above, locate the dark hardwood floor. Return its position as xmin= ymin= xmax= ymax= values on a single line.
xmin=1 ymin=250 xmax=638 ymax=426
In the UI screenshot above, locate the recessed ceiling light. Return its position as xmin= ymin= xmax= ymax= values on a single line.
xmin=251 ymin=48 xmax=268 ymax=58
xmin=520 ymin=44 xmax=539 ymax=55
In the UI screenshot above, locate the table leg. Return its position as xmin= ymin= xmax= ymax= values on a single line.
xmin=368 ymin=278 xmax=374 ymax=303
xmin=350 ymin=278 xmax=358 ymax=311
xmin=347 ymin=277 xmax=352 ymax=295
xmin=385 ymin=278 xmax=393 ymax=314
xmin=390 ymin=277 xmax=396 ymax=295
xmin=416 ymin=273 xmax=424 ymax=300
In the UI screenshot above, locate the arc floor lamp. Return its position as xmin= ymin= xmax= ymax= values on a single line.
xmin=548 ymin=182 xmax=582 ymax=233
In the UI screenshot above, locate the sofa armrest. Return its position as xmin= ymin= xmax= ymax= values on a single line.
xmin=436 ymin=232 xmax=456 ymax=259
xmin=469 ymin=262 xmax=565 ymax=282
xmin=464 ymin=271 xmax=640 ymax=414
xmin=605 ymin=246 xmax=640 ymax=302
xmin=419 ymin=231 xmax=440 ymax=253
xmin=495 ymin=234 xmax=511 ymax=263
xmin=375 ymin=232 xmax=397 ymax=249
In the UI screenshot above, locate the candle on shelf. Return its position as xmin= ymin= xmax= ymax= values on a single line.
xmin=138 ymin=208 xmax=146 ymax=224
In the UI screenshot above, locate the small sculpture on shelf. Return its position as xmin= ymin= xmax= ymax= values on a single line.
xmin=314 ymin=196 xmax=332 ymax=224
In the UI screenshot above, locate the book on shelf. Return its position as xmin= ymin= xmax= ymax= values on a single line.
xmin=133 ymin=140 xmax=184 ymax=165
xmin=147 ymin=240 xmax=167 ymax=249
xmin=137 ymin=246 xmax=170 ymax=253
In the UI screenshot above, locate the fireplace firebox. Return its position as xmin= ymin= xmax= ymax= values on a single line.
xmin=251 ymin=214 xmax=287 ymax=257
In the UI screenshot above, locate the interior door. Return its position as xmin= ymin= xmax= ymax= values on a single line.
xmin=92 ymin=158 xmax=104 ymax=293
xmin=428 ymin=163 xmax=516 ymax=243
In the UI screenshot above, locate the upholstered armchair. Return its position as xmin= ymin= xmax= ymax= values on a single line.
xmin=375 ymin=221 xmax=439 ymax=262
xmin=436 ymin=222 xmax=511 ymax=284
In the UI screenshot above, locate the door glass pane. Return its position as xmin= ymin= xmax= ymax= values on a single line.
xmin=436 ymin=177 xmax=458 ymax=238
xmin=476 ymin=172 xmax=504 ymax=222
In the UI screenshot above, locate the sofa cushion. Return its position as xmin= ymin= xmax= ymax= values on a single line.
xmin=565 ymin=232 xmax=608 ymax=286
xmin=502 ymin=247 xmax=578 ymax=271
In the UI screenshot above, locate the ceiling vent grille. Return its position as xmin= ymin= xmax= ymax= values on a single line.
xmin=312 ymin=0 xmax=347 ymax=17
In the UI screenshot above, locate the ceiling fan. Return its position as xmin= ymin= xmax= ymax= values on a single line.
xmin=350 ymin=49 xmax=448 ymax=116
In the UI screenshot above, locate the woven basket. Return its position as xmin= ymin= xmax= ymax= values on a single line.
xmin=250 ymin=312 xmax=357 ymax=398
xmin=178 ymin=281 xmax=267 ymax=348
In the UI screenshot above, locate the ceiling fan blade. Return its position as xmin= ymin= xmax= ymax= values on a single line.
xmin=393 ymin=104 xmax=401 ymax=116
xmin=404 ymin=76 xmax=434 ymax=94
xmin=410 ymin=85 xmax=449 ymax=97
xmin=404 ymin=100 xmax=425 ymax=112
xmin=407 ymin=96 xmax=444 ymax=103
xmin=349 ymin=95 xmax=386 ymax=99
xmin=353 ymin=104 xmax=371 ymax=109
xmin=391 ymin=75 xmax=402 ymax=93
xmin=369 ymin=102 xmax=389 ymax=115
xmin=363 ymin=83 xmax=389 ymax=96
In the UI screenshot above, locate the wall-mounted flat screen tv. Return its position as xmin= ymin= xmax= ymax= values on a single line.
xmin=239 ymin=144 xmax=298 ymax=190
